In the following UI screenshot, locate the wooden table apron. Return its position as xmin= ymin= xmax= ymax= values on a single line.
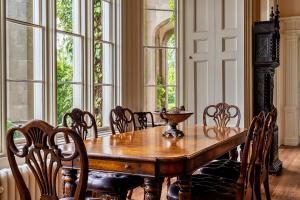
xmin=61 ymin=125 xmax=247 ymax=200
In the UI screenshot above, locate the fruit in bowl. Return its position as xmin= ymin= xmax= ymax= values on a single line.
xmin=153 ymin=106 xmax=193 ymax=138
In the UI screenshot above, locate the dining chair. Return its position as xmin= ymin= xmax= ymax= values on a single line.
xmin=110 ymin=106 xmax=137 ymax=134
xmin=167 ymin=113 xmax=265 ymax=200
xmin=133 ymin=111 xmax=155 ymax=130
xmin=254 ymin=108 xmax=277 ymax=200
xmin=197 ymin=108 xmax=276 ymax=200
xmin=63 ymin=108 xmax=143 ymax=200
xmin=6 ymin=120 xmax=88 ymax=200
xmin=203 ymin=102 xmax=241 ymax=160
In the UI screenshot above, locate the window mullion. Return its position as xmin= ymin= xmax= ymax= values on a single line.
xmin=47 ymin=0 xmax=57 ymax=126
xmin=0 ymin=0 xmax=7 ymax=154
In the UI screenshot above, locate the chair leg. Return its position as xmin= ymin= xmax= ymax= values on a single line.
xmin=263 ymin=177 xmax=271 ymax=200
xmin=229 ymin=148 xmax=238 ymax=161
xmin=127 ymin=189 xmax=133 ymax=200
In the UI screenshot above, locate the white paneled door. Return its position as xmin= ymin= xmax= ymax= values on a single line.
xmin=185 ymin=0 xmax=244 ymax=126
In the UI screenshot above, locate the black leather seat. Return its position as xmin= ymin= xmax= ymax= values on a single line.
xmin=87 ymin=171 xmax=143 ymax=193
xmin=197 ymin=159 xmax=241 ymax=181
xmin=168 ymin=174 xmax=239 ymax=200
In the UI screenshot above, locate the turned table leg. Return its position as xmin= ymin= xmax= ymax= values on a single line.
xmin=62 ymin=168 xmax=78 ymax=197
xmin=144 ymin=178 xmax=163 ymax=200
xmin=178 ymin=175 xmax=192 ymax=200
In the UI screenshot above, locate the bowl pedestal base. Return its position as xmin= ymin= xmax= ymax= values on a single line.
xmin=162 ymin=123 xmax=184 ymax=138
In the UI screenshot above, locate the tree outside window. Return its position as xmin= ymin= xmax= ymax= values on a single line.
xmin=144 ymin=0 xmax=177 ymax=112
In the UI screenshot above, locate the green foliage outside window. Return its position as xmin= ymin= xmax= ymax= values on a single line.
xmin=167 ymin=34 xmax=176 ymax=109
xmin=93 ymin=0 xmax=104 ymax=127
xmin=155 ymin=0 xmax=176 ymax=111
xmin=56 ymin=0 xmax=74 ymax=123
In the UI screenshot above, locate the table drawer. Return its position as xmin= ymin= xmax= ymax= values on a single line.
xmin=89 ymin=159 xmax=155 ymax=176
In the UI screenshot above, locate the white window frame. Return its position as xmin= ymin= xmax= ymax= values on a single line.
xmin=92 ymin=0 xmax=117 ymax=131
xmin=0 ymin=0 xmax=120 ymax=161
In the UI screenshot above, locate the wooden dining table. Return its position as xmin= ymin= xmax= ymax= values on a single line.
xmin=61 ymin=124 xmax=247 ymax=200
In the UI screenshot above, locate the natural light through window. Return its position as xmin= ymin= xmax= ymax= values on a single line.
xmin=143 ymin=0 xmax=177 ymax=112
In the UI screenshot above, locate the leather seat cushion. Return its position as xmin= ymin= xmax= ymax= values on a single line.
xmin=167 ymin=174 xmax=239 ymax=200
xmin=197 ymin=159 xmax=241 ymax=181
xmin=85 ymin=171 xmax=143 ymax=192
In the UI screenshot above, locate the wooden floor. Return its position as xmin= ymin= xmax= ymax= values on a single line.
xmin=131 ymin=146 xmax=300 ymax=200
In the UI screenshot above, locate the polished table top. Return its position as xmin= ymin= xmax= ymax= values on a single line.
xmin=62 ymin=125 xmax=247 ymax=162
xmin=61 ymin=125 xmax=247 ymax=200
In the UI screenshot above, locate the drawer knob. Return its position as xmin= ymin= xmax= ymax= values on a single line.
xmin=125 ymin=163 xmax=131 ymax=169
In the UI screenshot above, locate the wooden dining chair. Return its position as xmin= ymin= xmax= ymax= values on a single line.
xmin=6 ymin=120 xmax=88 ymax=200
xmin=109 ymin=106 xmax=145 ymax=199
xmin=203 ymin=102 xmax=241 ymax=160
xmin=133 ymin=111 xmax=155 ymax=130
xmin=63 ymin=108 xmax=143 ymax=200
xmin=254 ymin=108 xmax=277 ymax=200
xmin=167 ymin=114 xmax=265 ymax=200
xmin=110 ymin=106 xmax=137 ymax=134
xmin=196 ymin=108 xmax=276 ymax=200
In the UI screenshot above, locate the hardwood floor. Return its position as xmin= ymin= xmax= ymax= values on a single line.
xmin=131 ymin=146 xmax=300 ymax=200
xmin=266 ymin=146 xmax=300 ymax=200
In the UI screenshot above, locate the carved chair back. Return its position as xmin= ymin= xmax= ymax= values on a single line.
xmin=6 ymin=120 xmax=88 ymax=200
xmin=236 ymin=112 xmax=264 ymax=199
xmin=110 ymin=106 xmax=136 ymax=134
xmin=203 ymin=103 xmax=241 ymax=127
xmin=133 ymin=112 xmax=155 ymax=130
xmin=254 ymin=107 xmax=277 ymax=199
xmin=62 ymin=108 xmax=98 ymax=143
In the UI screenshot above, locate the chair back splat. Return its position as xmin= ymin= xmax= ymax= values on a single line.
xmin=203 ymin=102 xmax=241 ymax=127
xmin=133 ymin=112 xmax=155 ymax=129
xmin=6 ymin=120 xmax=88 ymax=200
xmin=62 ymin=108 xmax=98 ymax=142
xmin=110 ymin=106 xmax=136 ymax=134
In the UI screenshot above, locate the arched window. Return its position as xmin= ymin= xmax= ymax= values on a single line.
xmin=143 ymin=0 xmax=177 ymax=111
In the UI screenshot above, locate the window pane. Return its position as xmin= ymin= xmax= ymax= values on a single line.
xmin=144 ymin=47 xmax=176 ymax=86
xmin=167 ymin=86 xmax=176 ymax=109
xmin=94 ymin=85 xmax=113 ymax=127
xmin=144 ymin=86 xmax=166 ymax=111
xmin=57 ymin=83 xmax=83 ymax=124
xmin=166 ymin=44 xmax=176 ymax=85
xmin=144 ymin=10 xmax=175 ymax=47
xmin=57 ymin=33 xmax=82 ymax=83
xmin=94 ymin=42 xmax=113 ymax=85
xmin=7 ymin=82 xmax=43 ymax=126
xmin=6 ymin=0 xmax=41 ymax=25
xmin=6 ymin=22 xmax=43 ymax=81
xmin=56 ymin=0 xmax=80 ymax=33
xmin=144 ymin=0 xmax=175 ymax=10
xmin=94 ymin=0 xmax=113 ymax=42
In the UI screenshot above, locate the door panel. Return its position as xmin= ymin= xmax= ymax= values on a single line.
xmin=185 ymin=0 xmax=244 ymax=126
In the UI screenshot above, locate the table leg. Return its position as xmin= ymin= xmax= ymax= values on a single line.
xmin=178 ymin=175 xmax=192 ymax=200
xmin=144 ymin=177 xmax=163 ymax=200
xmin=230 ymin=147 xmax=239 ymax=161
xmin=62 ymin=168 xmax=78 ymax=197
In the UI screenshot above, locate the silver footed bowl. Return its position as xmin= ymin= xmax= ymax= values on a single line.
xmin=154 ymin=107 xmax=193 ymax=138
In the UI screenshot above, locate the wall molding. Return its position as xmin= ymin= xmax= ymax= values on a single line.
xmin=278 ymin=16 xmax=300 ymax=146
